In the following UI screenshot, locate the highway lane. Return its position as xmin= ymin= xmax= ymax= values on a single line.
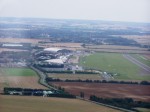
xmin=123 ymin=54 xmax=150 ymax=73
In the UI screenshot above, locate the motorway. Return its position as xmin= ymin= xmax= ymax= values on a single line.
xmin=123 ymin=54 xmax=150 ymax=73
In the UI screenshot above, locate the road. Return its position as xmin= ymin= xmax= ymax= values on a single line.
xmin=30 ymin=66 xmax=57 ymax=90
xmin=77 ymin=97 xmax=134 ymax=112
xmin=123 ymin=54 xmax=150 ymax=73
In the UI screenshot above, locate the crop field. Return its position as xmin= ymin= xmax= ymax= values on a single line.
xmin=42 ymin=42 xmax=82 ymax=48
xmin=0 ymin=48 xmax=28 ymax=52
xmin=39 ymin=42 xmax=82 ymax=51
xmin=79 ymin=53 xmax=150 ymax=80
xmin=0 ymin=37 xmax=45 ymax=44
xmin=52 ymin=82 xmax=150 ymax=102
xmin=84 ymin=45 xmax=150 ymax=54
xmin=85 ymin=45 xmax=147 ymax=50
xmin=47 ymin=73 xmax=102 ymax=80
xmin=120 ymin=35 xmax=150 ymax=45
xmin=0 ymin=95 xmax=121 ymax=112
xmin=0 ymin=68 xmax=46 ymax=92
xmin=0 ymin=68 xmax=37 ymax=76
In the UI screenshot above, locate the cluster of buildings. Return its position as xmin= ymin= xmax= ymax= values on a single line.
xmin=4 ymin=87 xmax=55 ymax=96
xmin=34 ymin=47 xmax=72 ymax=71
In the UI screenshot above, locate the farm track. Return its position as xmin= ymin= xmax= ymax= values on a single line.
xmin=123 ymin=54 xmax=150 ymax=73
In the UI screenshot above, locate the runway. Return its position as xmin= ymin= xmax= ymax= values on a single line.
xmin=123 ymin=54 xmax=150 ymax=73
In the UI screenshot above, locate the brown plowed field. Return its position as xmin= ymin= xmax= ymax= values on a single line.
xmin=52 ymin=82 xmax=150 ymax=102
xmin=0 ymin=76 xmax=47 ymax=93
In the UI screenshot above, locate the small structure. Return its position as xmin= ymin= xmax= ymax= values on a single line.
xmin=43 ymin=90 xmax=53 ymax=97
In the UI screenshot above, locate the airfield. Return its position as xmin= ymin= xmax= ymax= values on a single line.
xmin=0 ymin=37 xmax=150 ymax=112
xmin=79 ymin=53 xmax=150 ymax=81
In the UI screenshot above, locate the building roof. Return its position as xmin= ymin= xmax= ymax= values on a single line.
xmin=2 ymin=44 xmax=23 ymax=47
xmin=44 ymin=48 xmax=62 ymax=52
xmin=45 ymin=59 xmax=64 ymax=64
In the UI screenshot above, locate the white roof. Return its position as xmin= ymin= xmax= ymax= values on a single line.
xmin=45 ymin=59 xmax=64 ymax=64
xmin=44 ymin=48 xmax=62 ymax=52
xmin=2 ymin=44 xmax=23 ymax=47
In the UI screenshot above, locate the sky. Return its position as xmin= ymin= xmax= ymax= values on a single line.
xmin=0 ymin=0 xmax=150 ymax=23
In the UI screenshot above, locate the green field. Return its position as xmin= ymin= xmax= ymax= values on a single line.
xmin=0 ymin=95 xmax=121 ymax=112
xmin=0 ymin=68 xmax=37 ymax=76
xmin=135 ymin=108 xmax=150 ymax=112
xmin=48 ymin=73 xmax=102 ymax=80
xmin=79 ymin=53 xmax=150 ymax=80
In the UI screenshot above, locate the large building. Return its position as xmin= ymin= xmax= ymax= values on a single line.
xmin=45 ymin=59 xmax=64 ymax=64
xmin=34 ymin=47 xmax=72 ymax=69
xmin=43 ymin=48 xmax=62 ymax=53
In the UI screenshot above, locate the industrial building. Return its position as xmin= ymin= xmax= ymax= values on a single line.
xmin=34 ymin=47 xmax=72 ymax=70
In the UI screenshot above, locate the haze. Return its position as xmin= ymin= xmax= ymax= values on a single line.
xmin=0 ymin=0 xmax=150 ymax=23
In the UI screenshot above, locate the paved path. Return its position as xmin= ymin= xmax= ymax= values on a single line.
xmin=30 ymin=66 xmax=57 ymax=90
xmin=123 ymin=54 xmax=150 ymax=73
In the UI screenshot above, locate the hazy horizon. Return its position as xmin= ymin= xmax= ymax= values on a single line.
xmin=0 ymin=0 xmax=150 ymax=23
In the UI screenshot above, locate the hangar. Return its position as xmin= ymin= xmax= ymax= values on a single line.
xmin=44 ymin=48 xmax=62 ymax=53
xmin=45 ymin=59 xmax=64 ymax=64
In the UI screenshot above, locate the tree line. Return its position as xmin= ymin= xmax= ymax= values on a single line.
xmin=3 ymin=87 xmax=76 ymax=98
xmin=89 ymin=95 xmax=150 ymax=111
xmin=46 ymin=77 xmax=150 ymax=85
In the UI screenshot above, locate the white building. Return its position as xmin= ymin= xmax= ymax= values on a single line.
xmin=44 ymin=48 xmax=62 ymax=53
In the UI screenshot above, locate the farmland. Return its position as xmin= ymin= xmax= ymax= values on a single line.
xmin=0 ymin=95 xmax=121 ymax=112
xmin=84 ymin=44 xmax=150 ymax=54
xmin=119 ymin=35 xmax=150 ymax=46
xmin=52 ymin=82 xmax=150 ymax=102
xmin=47 ymin=73 xmax=102 ymax=80
xmin=0 ymin=17 xmax=150 ymax=111
xmin=0 ymin=68 xmax=46 ymax=92
xmin=79 ymin=53 xmax=150 ymax=80
xmin=0 ymin=68 xmax=37 ymax=76
xmin=0 ymin=48 xmax=28 ymax=52
xmin=0 ymin=37 xmax=46 ymax=44
xmin=39 ymin=42 xmax=82 ymax=51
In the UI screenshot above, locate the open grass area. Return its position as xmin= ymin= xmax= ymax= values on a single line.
xmin=0 ymin=95 xmax=121 ymax=112
xmin=0 ymin=68 xmax=37 ymax=76
xmin=47 ymin=73 xmax=102 ymax=80
xmin=135 ymin=108 xmax=150 ymax=112
xmin=79 ymin=53 xmax=150 ymax=80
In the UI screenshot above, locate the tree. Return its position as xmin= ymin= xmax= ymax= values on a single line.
xmin=80 ymin=92 xmax=84 ymax=98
